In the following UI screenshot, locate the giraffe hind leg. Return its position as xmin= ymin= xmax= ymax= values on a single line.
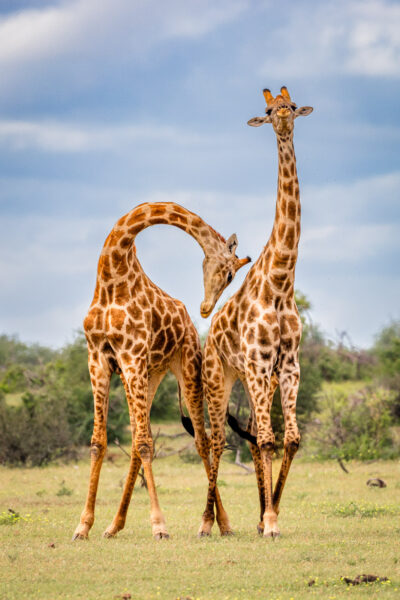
xmin=103 ymin=371 xmax=166 ymax=538
xmin=73 ymin=350 xmax=111 ymax=540
xmin=172 ymin=333 xmax=233 ymax=537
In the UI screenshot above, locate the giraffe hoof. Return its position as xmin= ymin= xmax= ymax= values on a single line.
xmin=263 ymin=528 xmax=280 ymax=539
xmin=103 ymin=529 xmax=117 ymax=539
xmin=198 ymin=531 xmax=211 ymax=538
xmin=72 ymin=533 xmax=88 ymax=541
xmin=220 ymin=529 xmax=234 ymax=536
xmin=154 ymin=532 xmax=169 ymax=541
xmin=257 ymin=523 xmax=264 ymax=535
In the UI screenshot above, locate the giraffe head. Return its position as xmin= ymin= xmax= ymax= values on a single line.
xmin=200 ymin=233 xmax=251 ymax=318
xmin=247 ymin=87 xmax=313 ymax=136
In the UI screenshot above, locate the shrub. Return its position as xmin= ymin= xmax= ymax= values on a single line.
xmin=306 ymin=383 xmax=398 ymax=461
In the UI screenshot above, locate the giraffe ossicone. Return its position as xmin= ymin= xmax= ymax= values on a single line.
xmin=72 ymin=201 xmax=250 ymax=542
xmin=199 ymin=87 xmax=313 ymax=539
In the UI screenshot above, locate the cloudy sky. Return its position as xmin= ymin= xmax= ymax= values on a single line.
xmin=0 ymin=0 xmax=399 ymax=349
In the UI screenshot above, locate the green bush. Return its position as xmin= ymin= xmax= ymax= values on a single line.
xmin=306 ymin=383 xmax=398 ymax=461
xmin=0 ymin=392 xmax=74 ymax=466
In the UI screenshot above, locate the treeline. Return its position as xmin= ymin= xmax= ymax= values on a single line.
xmin=0 ymin=295 xmax=399 ymax=466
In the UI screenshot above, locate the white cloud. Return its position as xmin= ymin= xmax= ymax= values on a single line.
xmin=0 ymin=118 xmax=217 ymax=153
xmin=259 ymin=0 xmax=400 ymax=78
xmin=0 ymin=0 xmax=248 ymax=73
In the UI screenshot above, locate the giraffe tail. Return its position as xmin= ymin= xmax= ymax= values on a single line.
xmin=178 ymin=384 xmax=195 ymax=437
xmin=227 ymin=412 xmax=257 ymax=445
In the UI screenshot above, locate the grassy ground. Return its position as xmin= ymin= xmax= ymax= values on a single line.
xmin=1 ymin=425 xmax=399 ymax=600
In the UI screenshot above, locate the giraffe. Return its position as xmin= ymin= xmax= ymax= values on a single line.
xmin=72 ymin=201 xmax=251 ymax=541
xmin=198 ymin=87 xmax=313 ymax=538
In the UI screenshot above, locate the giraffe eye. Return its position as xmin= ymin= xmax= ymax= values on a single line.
xmin=227 ymin=272 xmax=233 ymax=283
xmin=266 ymin=108 xmax=272 ymax=116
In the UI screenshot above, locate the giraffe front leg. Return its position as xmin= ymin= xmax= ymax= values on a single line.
xmin=199 ymin=345 xmax=233 ymax=537
xmin=244 ymin=375 xmax=278 ymax=534
xmin=273 ymin=363 xmax=300 ymax=515
xmin=73 ymin=351 xmax=111 ymax=540
xmin=245 ymin=362 xmax=279 ymax=539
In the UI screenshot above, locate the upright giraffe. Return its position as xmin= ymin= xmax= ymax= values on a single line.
xmin=198 ymin=87 xmax=313 ymax=538
xmin=72 ymin=201 xmax=250 ymax=541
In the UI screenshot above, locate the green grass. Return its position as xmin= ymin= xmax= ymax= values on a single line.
xmin=1 ymin=426 xmax=399 ymax=599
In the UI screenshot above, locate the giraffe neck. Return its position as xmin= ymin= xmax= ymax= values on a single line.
xmin=264 ymin=132 xmax=300 ymax=289
xmin=97 ymin=202 xmax=225 ymax=281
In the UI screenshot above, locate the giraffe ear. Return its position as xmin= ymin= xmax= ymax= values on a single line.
xmin=226 ymin=233 xmax=238 ymax=254
xmin=294 ymin=106 xmax=313 ymax=118
xmin=247 ymin=116 xmax=271 ymax=127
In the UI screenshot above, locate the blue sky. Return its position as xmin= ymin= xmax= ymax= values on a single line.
xmin=0 ymin=0 xmax=399 ymax=348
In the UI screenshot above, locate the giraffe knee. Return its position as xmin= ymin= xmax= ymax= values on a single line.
xmin=257 ymin=431 xmax=275 ymax=452
xmin=136 ymin=441 xmax=152 ymax=462
xmin=90 ymin=442 xmax=106 ymax=458
xmin=284 ymin=435 xmax=300 ymax=456
xmin=195 ymin=435 xmax=210 ymax=459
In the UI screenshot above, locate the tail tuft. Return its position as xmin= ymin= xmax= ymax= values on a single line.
xmin=178 ymin=384 xmax=195 ymax=438
xmin=227 ymin=412 xmax=257 ymax=445
xmin=181 ymin=415 xmax=195 ymax=438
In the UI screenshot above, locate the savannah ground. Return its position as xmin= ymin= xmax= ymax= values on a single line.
xmin=1 ymin=424 xmax=399 ymax=600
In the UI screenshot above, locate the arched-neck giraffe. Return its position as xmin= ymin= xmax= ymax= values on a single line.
xmin=72 ymin=201 xmax=251 ymax=541
xmin=198 ymin=87 xmax=313 ymax=538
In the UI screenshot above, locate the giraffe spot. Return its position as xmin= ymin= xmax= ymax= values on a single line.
xmin=99 ymin=255 xmax=112 ymax=281
xmin=152 ymin=329 xmax=166 ymax=351
xmin=115 ymin=281 xmax=130 ymax=304
xmin=248 ymin=306 xmax=260 ymax=321
xmin=151 ymin=352 xmax=164 ymax=363
xmin=112 ymin=250 xmax=129 ymax=276
xmin=147 ymin=289 xmax=155 ymax=304
xmin=106 ymin=284 xmax=114 ymax=303
xmin=284 ymin=153 xmax=291 ymax=161
xmin=263 ymin=313 xmax=276 ymax=325
xmin=110 ymin=308 xmax=126 ymax=330
xmin=286 ymin=315 xmax=300 ymax=332
xmin=283 ymin=180 xmax=294 ymax=196
xmin=260 ymin=351 xmax=271 ymax=361
xmin=170 ymin=211 xmax=188 ymax=224
xmin=281 ymin=338 xmax=293 ymax=351
xmin=127 ymin=209 xmax=146 ymax=226
xmin=155 ymin=296 xmax=165 ymax=315
xmin=270 ymin=272 xmax=287 ymax=290
xmin=151 ymin=206 xmax=167 ymax=217
xmin=287 ymin=200 xmax=296 ymax=220
xmin=132 ymin=342 xmax=145 ymax=354
xmin=278 ymin=223 xmax=286 ymax=240
xmin=83 ymin=312 xmax=95 ymax=331
xmin=120 ymin=236 xmax=131 ymax=249
xmin=125 ymin=338 xmax=133 ymax=350
xmin=258 ymin=323 xmax=271 ymax=347
xmin=249 ymin=348 xmax=257 ymax=362
xmin=282 ymin=166 xmax=290 ymax=178
xmin=100 ymin=287 xmax=107 ymax=307
xmin=138 ymin=294 xmax=149 ymax=309
xmin=85 ymin=307 xmax=104 ymax=331
xmin=120 ymin=351 xmax=132 ymax=364
xmin=163 ymin=312 xmax=172 ymax=327
xmin=272 ymin=251 xmax=290 ymax=271
xmin=152 ymin=309 xmax=162 ymax=332
xmin=127 ymin=304 xmax=142 ymax=321
xmin=284 ymin=226 xmax=295 ymax=249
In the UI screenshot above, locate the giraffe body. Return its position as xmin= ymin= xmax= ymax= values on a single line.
xmin=199 ymin=88 xmax=313 ymax=538
xmin=73 ymin=202 xmax=250 ymax=540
